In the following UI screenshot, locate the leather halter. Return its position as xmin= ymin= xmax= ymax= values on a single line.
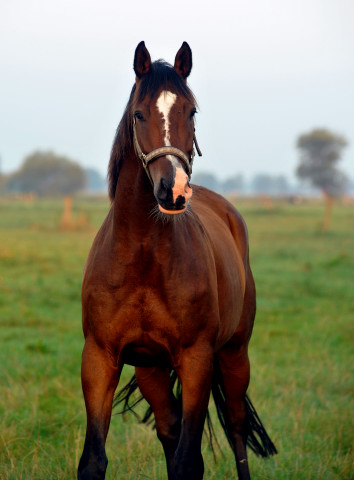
xmin=133 ymin=117 xmax=202 ymax=186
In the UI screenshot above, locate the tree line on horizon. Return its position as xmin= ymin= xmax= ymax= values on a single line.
xmin=0 ymin=151 xmax=106 ymax=196
xmin=0 ymin=128 xmax=350 ymax=198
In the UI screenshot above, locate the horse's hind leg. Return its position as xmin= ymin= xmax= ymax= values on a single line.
xmin=78 ymin=337 xmax=120 ymax=480
xmin=215 ymin=269 xmax=256 ymax=480
xmin=216 ymin=345 xmax=251 ymax=480
xmin=135 ymin=367 xmax=181 ymax=480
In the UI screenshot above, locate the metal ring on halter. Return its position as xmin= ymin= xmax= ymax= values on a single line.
xmin=133 ymin=118 xmax=202 ymax=186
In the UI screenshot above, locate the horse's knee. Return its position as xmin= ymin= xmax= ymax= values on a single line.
xmin=155 ymin=414 xmax=180 ymax=446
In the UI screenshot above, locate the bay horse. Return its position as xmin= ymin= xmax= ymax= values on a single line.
xmin=78 ymin=41 xmax=276 ymax=480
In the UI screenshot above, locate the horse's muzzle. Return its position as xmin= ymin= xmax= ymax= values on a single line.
xmin=155 ymin=172 xmax=193 ymax=214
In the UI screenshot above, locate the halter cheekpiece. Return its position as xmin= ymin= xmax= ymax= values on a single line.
xmin=133 ymin=117 xmax=202 ymax=185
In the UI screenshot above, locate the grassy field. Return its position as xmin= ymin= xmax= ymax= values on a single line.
xmin=0 ymin=196 xmax=353 ymax=479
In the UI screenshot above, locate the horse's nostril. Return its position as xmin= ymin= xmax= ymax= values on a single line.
xmin=175 ymin=195 xmax=186 ymax=209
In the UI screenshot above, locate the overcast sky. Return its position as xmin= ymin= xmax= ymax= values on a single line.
xmin=1 ymin=0 xmax=353 ymax=183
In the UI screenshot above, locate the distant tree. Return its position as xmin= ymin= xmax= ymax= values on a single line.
xmin=296 ymin=128 xmax=348 ymax=229
xmin=221 ymin=174 xmax=244 ymax=194
xmin=192 ymin=171 xmax=220 ymax=192
xmin=272 ymin=175 xmax=291 ymax=195
xmin=251 ymin=174 xmax=276 ymax=195
xmin=296 ymin=129 xmax=348 ymax=195
xmin=5 ymin=150 xmax=86 ymax=196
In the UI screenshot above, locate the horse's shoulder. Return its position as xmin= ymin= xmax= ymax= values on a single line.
xmin=82 ymin=208 xmax=114 ymax=278
xmin=192 ymin=185 xmax=249 ymax=262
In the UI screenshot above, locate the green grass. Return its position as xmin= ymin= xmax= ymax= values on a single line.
xmin=0 ymin=196 xmax=353 ymax=479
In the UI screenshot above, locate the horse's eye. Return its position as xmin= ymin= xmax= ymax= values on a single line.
xmin=134 ymin=111 xmax=145 ymax=121
xmin=190 ymin=108 xmax=197 ymax=119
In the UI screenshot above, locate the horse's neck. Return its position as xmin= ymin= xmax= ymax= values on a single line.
xmin=109 ymin=152 xmax=193 ymax=268
xmin=112 ymin=152 xmax=158 ymax=241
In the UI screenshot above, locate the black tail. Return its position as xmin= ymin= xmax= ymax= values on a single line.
xmin=113 ymin=373 xmax=154 ymax=423
xmin=114 ymin=366 xmax=277 ymax=458
xmin=212 ymin=361 xmax=277 ymax=457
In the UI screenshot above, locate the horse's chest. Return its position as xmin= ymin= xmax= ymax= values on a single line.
xmin=108 ymin=285 xmax=211 ymax=364
xmin=108 ymin=244 xmax=214 ymax=314
xmin=106 ymin=256 xmax=218 ymax=343
xmin=85 ymin=239 xmax=220 ymax=353
xmin=112 ymin=279 xmax=210 ymax=328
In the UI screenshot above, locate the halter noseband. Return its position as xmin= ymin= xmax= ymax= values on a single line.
xmin=133 ymin=117 xmax=202 ymax=186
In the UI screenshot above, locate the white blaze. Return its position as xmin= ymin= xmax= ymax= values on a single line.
xmin=156 ymin=90 xmax=177 ymax=147
xmin=156 ymin=90 xmax=183 ymax=168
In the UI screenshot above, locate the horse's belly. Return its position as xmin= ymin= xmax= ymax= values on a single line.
xmin=123 ymin=343 xmax=172 ymax=367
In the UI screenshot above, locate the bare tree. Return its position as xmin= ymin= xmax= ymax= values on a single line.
xmin=296 ymin=128 xmax=348 ymax=229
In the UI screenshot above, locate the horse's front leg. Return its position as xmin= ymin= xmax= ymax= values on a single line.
xmin=78 ymin=336 xmax=121 ymax=480
xmin=174 ymin=345 xmax=213 ymax=480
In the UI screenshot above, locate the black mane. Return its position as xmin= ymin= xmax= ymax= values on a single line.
xmin=107 ymin=60 xmax=196 ymax=200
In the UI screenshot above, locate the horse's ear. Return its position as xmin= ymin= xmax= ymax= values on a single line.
xmin=174 ymin=42 xmax=192 ymax=79
xmin=134 ymin=41 xmax=151 ymax=78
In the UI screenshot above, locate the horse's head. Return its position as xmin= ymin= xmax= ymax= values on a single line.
xmin=132 ymin=42 xmax=201 ymax=215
